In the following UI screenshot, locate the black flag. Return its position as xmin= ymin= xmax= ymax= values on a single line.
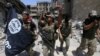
xmin=5 ymin=5 xmax=33 ymax=55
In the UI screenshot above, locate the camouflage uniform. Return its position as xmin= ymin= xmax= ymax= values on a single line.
xmin=23 ymin=20 xmax=36 ymax=56
xmin=59 ymin=20 xmax=72 ymax=56
xmin=76 ymin=20 xmax=98 ymax=56
xmin=54 ymin=20 xmax=59 ymax=40
xmin=40 ymin=23 xmax=55 ymax=56
xmin=76 ymin=37 xmax=97 ymax=56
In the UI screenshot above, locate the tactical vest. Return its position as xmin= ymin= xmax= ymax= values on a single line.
xmin=83 ymin=21 xmax=99 ymax=39
xmin=60 ymin=21 xmax=71 ymax=38
xmin=42 ymin=24 xmax=55 ymax=40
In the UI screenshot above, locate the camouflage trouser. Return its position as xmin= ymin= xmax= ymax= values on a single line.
xmin=59 ymin=37 xmax=70 ymax=56
xmin=76 ymin=38 xmax=97 ymax=56
xmin=42 ymin=40 xmax=55 ymax=56
xmin=24 ymin=24 xmax=36 ymax=56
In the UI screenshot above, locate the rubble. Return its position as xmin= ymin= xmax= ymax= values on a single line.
xmin=0 ymin=27 xmax=5 ymax=56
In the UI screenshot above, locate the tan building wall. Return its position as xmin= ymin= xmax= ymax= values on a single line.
xmin=30 ymin=5 xmax=38 ymax=17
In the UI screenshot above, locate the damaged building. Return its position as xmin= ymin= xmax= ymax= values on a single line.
xmin=0 ymin=0 xmax=26 ymax=26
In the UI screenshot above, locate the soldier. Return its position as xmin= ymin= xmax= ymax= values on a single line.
xmin=75 ymin=10 xmax=99 ymax=56
xmin=55 ymin=3 xmax=72 ymax=55
xmin=22 ymin=11 xmax=37 ymax=56
xmin=57 ymin=15 xmax=72 ymax=56
xmin=38 ymin=13 xmax=47 ymax=28
xmin=96 ymin=16 xmax=100 ymax=42
xmin=39 ymin=13 xmax=55 ymax=56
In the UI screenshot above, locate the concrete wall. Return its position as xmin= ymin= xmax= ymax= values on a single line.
xmin=72 ymin=0 xmax=100 ymax=20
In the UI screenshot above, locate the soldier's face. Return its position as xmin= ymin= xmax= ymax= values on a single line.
xmin=22 ymin=14 xmax=28 ymax=19
xmin=48 ymin=17 xmax=52 ymax=22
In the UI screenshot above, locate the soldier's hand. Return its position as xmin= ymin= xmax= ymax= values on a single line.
xmin=96 ymin=29 xmax=100 ymax=38
xmin=56 ymin=29 xmax=60 ymax=34
xmin=34 ymin=30 xmax=39 ymax=39
xmin=84 ymin=22 xmax=95 ymax=30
